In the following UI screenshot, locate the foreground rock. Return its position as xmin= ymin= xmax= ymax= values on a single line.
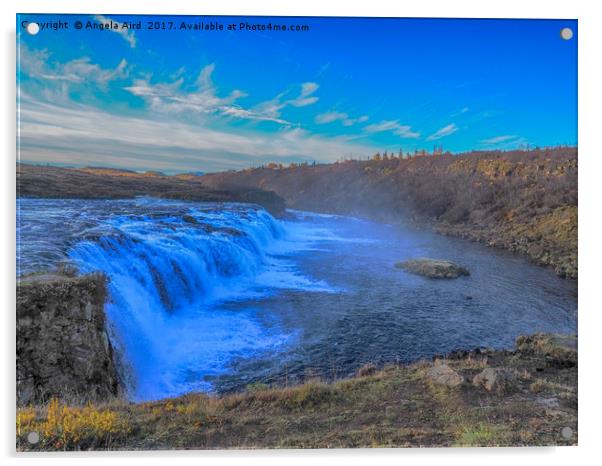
xmin=426 ymin=363 xmax=464 ymax=387
xmin=473 ymin=367 xmax=516 ymax=394
xmin=17 ymin=272 xmax=119 ymax=405
xmin=395 ymin=258 xmax=470 ymax=279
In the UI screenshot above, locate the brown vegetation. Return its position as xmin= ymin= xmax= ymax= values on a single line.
xmin=201 ymin=147 xmax=577 ymax=278
xmin=17 ymin=333 xmax=577 ymax=450
xmin=16 ymin=164 xmax=285 ymax=216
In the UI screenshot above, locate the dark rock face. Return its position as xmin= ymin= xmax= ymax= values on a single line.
xmin=17 ymin=273 xmax=119 ymax=405
xmin=395 ymin=258 xmax=470 ymax=279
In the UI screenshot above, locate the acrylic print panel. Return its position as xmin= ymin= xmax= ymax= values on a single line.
xmin=16 ymin=14 xmax=577 ymax=450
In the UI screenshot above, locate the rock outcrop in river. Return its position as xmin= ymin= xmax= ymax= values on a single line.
xmin=395 ymin=258 xmax=470 ymax=279
xmin=16 ymin=272 xmax=119 ymax=405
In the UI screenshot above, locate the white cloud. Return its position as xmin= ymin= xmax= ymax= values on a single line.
xmin=18 ymin=94 xmax=377 ymax=173
xmin=450 ymin=107 xmax=470 ymax=118
xmin=253 ymin=82 xmax=319 ymax=121
xmin=315 ymin=111 xmax=347 ymax=124
xmin=315 ymin=111 xmax=369 ymax=126
xmin=481 ymin=135 xmax=518 ymax=145
xmin=219 ymin=106 xmax=290 ymax=125
xmin=125 ymin=63 xmax=253 ymax=118
xmin=363 ymin=120 xmax=420 ymax=138
xmin=125 ymin=68 xmax=319 ymax=126
xmin=18 ymin=45 xmax=50 ymax=77
xmin=480 ymin=134 xmax=528 ymax=148
xmin=426 ymin=123 xmax=458 ymax=141
xmin=21 ymin=43 xmax=317 ymax=128
xmin=19 ymin=44 xmax=128 ymax=88
xmin=287 ymin=82 xmax=319 ymax=107
xmin=19 ymin=50 xmax=375 ymax=172
xmin=94 ymin=15 xmax=137 ymax=48
xmin=63 ymin=57 xmax=128 ymax=86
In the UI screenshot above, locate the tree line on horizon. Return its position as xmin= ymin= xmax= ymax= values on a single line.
xmin=246 ymin=144 xmax=576 ymax=171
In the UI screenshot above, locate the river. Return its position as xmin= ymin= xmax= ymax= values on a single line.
xmin=17 ymin=197 xmax=577 ymax=401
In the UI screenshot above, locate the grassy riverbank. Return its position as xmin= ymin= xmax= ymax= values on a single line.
xmin=17 ymin=333 xmax=577 ymax=451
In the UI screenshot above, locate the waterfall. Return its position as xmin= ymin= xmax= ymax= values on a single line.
xmin=18 ymin=198 xmax=578 ymax=404
xmin=67 ymin=202 xmax=308 ymax=401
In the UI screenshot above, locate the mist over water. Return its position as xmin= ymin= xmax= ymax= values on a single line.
xmin=17 ymin=198 xmax=577 ymax=401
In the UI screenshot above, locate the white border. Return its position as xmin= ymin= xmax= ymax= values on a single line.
xmin=3 ymin=1 xmax=601 ymax=464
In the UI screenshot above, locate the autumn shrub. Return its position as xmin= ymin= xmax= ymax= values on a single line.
xmin=16 ymin=398 xmax=130 ymax=450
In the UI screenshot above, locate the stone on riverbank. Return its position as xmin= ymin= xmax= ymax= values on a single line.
xmin=473 ymin=367 xmax=516 ymax=394
xmin=395 ymin=258 xmax=470 ymax=279
xmin=426 ymin=363 xmax=464 ymax=387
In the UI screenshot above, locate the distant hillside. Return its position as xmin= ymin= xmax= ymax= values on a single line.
xmin=201 ymin=147 xmax=577 ymax=278
xmin=16 ymin=164 xmax=285 ymax=216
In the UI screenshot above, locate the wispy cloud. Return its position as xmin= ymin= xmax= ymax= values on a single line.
xmin=316 ymin=62 xmax=331 ymax=78
xmin=124 ymin=63 xmax=253 ymax=119
xmin=94 ymin=15 xmax=137 ymax=48
xmin=315 ymin=111 xmax=368 ymax=126
xmin=451 ymin=106 xmax=469 ymax=117
xmin=61 ymin=57 xmax=128 ymax=86
xmin=363 ymin=120 xmax=420 ymax=138
xmin=253 ymin=82 xmax=319 ymax=121
xmin=288 ymin=82 xmax=319 ymax=107
xmin=19 ymin=44 xmax=128 ymax=89
xmin=427 ymin=123 xmax=458 ymax=141
xmin=480 ymin=134 xmax=528 ymax=149
xmin=218 ymin=106 xmax=290 ymax=125
xmin=125 ymin=70 xmax=319 ymax=126
xmin=481 ymin=135 xmax=518 ymax=145
xmin=18 ymin=94 xmax=377 ymax=173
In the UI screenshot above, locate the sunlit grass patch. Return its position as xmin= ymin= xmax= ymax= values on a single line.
xmin=17 ymin=398 xmax=130 ymax=450
xmin=454 ymin=422 xmax=511 ymax=447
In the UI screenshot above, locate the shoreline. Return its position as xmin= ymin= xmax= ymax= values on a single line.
xmin=17 ymin=204 xmax=572 ymax=404
xmin=17 ymin=332 xmax=577 ymax=450
xmin=16 ymin=176 xmax=578 ymax=448
xmin=200 ymin=148 xmax=578 ymax=279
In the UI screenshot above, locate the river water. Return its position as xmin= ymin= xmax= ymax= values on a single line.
xmin=17 ymin=198 xmax=577 ymax=401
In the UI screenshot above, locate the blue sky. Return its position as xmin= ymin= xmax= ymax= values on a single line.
xmin=17 ymin=15 xmax=577 ymax=173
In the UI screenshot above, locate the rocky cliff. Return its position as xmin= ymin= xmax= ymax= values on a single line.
xmin=200 ymin=147 xmax=577 ymax=278
xmin=16 ymin=272 xmax=119 ymax=405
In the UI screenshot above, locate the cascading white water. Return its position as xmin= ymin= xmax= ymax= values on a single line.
xmin=18 ymin=198 xmax=577 ymax=402
xmin=66 ymin=200 xmax=330 ymax=401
